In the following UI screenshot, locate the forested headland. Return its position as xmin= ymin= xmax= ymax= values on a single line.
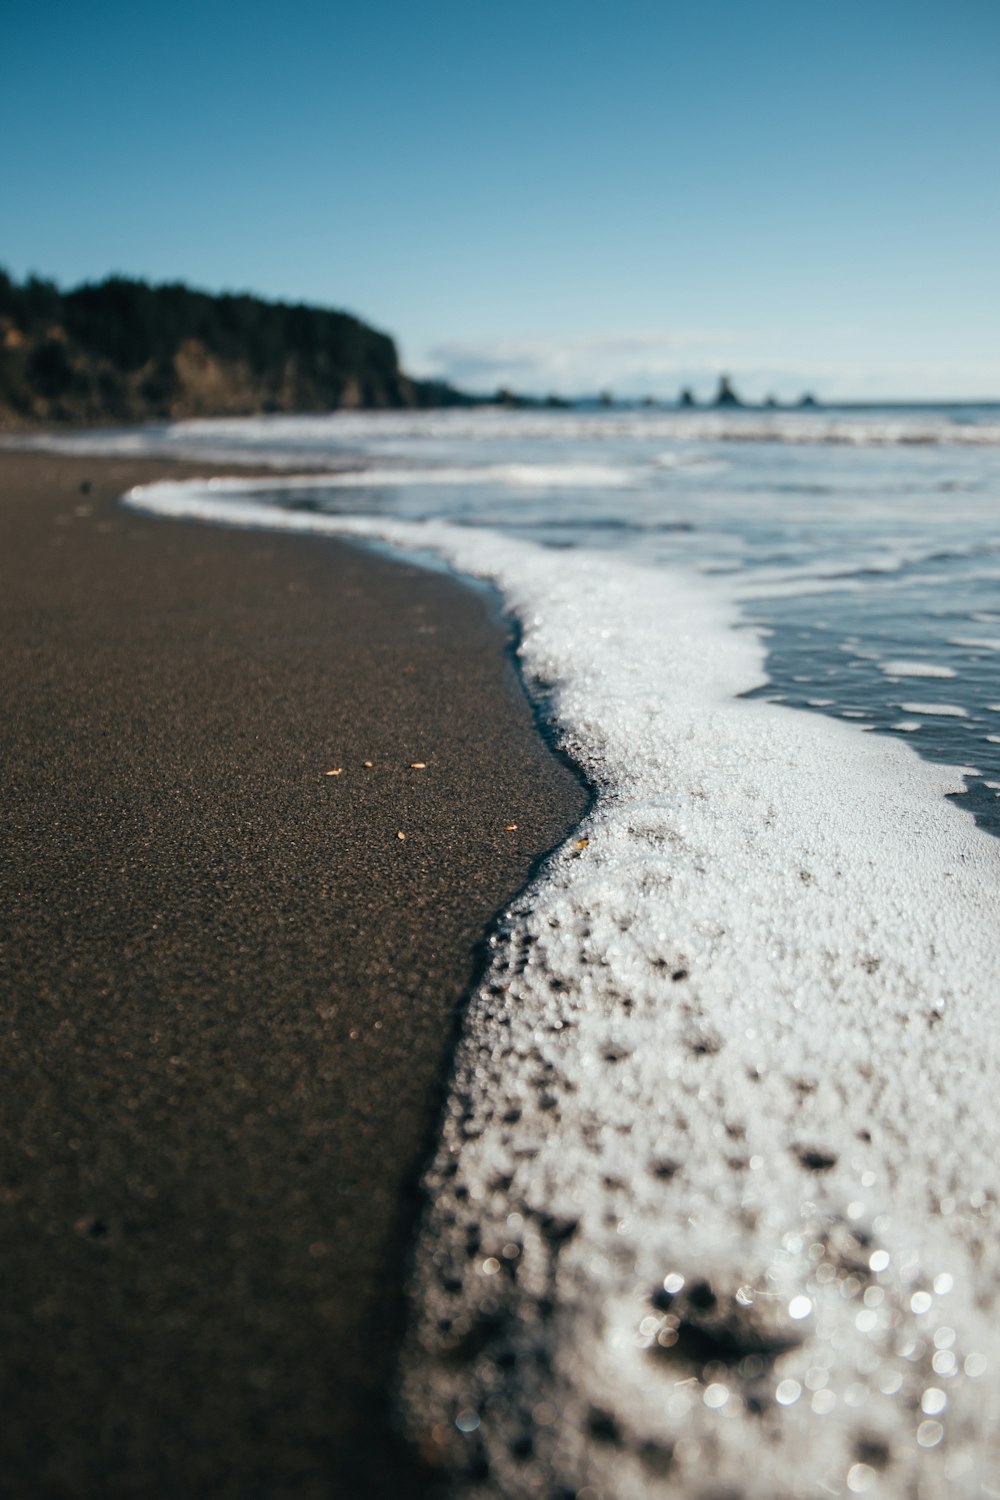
xmin=0 ymin=270 xmax=471 ymax=428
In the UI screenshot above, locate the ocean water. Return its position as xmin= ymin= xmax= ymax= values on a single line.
xmin=39 ymin=408 xmax=1000 ymax=1496
xmin=33 ymin=405 xmax=1000 ymax=831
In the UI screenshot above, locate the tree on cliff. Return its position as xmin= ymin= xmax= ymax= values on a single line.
xmin=0 ymin=269 xmax=471 ymax=427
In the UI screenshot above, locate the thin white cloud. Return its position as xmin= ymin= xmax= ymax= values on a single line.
xmin=417 ymin=330 xmax=737 ymax=398
xmin=412 ymin=331 xmax=1000 ymax=403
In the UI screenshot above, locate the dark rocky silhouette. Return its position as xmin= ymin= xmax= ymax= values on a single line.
xmin=711 ymin=374 xmax=743 ymax=408
xmin=0 ymin=267 xmax=473 ymax=429
xmin=798 ymin=392 xmax=820 ymax=409
xmin=678 ymin=387 xmax=697 ymax=408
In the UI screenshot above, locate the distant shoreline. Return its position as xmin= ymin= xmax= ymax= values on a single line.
xmin=5 ymin=399 xmax=999 ymax=442
xmin=3 ymin=268 xmax=996 ymax=433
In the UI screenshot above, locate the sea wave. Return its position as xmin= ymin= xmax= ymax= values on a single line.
xmin=165 ymin=407 xmax=1000 ymax=448
xmin=270 ymin=462 xmax=640 ymax=489
xmin=8 ymin=404 xmax=1000 ymax=465
xmin=125 ymin=476 xmax=1000 ymax=1499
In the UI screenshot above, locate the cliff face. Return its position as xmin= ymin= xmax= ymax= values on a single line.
xmin=0 ymin=272 xmax=468 ymax=428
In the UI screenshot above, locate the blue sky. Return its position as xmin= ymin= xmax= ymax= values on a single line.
xmin=4 ymin=0 xmax=999 ymax=399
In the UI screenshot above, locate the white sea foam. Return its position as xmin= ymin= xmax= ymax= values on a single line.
xmin=272 ymin=461 xmax=639 ymax=489
xmin=172 ymin=409 xmax=1000 ymax=449
xmin=897 ymin=702 xmax=968 ymax=718
xmin=126 ymin=476 xmax=1000 ymax=1500
xmin=166 ymin=407 xmax=1000 ymax=447
xmin=8 ymin=405 xmax=1000 ymax=471
xmin=879 ymin=661 xmax=957 ymax=679
xmin=948 ymin=637 xmax=1000 ymax=653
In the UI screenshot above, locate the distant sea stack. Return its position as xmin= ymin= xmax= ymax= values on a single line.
xmin=0 ymin=270 xmax=471 ymax=429
xmin=712 ymin=374 xmax=743 ymax=409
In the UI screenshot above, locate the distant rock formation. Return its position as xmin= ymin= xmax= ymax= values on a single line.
xmin=798 ymin=392 xmax=820 ymax=409
xmin=678 ymin=387 xmax=697 ymax=409
xmin=712 ymin=375 xmax=743 ymax=408
xmin=0 ymin=268 xmax=473 ymax=429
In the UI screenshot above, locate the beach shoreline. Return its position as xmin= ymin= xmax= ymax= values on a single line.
xmin=0 ymin=449 xmax=588 ymax=1497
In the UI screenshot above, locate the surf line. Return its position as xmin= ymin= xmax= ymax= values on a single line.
xmin=126 ymin=475 xmax=1000 ymax=1499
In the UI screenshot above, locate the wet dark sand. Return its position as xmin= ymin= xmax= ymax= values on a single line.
xmin=0 ymin=451 xmax=588 ymax=1498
